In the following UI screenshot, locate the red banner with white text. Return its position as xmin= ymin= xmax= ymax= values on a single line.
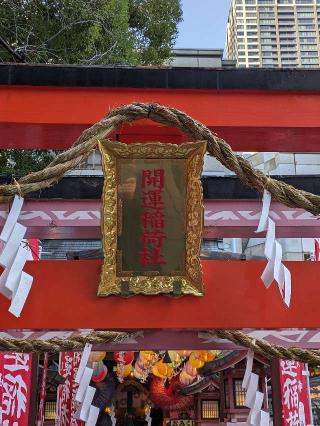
xmin=55 ymin=352 xmax=84 ymax=426
xmin=279 ymin=360 xmax=312 ymax=426
xmin=0 ymin=352 xmax=33 ymax=425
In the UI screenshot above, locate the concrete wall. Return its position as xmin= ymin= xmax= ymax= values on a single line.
xmin=203 ymin=152 xmax=320 ymax=176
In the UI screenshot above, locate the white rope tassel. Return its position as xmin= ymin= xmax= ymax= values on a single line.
xmin=0 ymin=195 xmax=34 ymax=317
xmin=256 ymin=190 xmax=291 ymax=307
xmin=242 ymin=350 xmax=270 ymax=426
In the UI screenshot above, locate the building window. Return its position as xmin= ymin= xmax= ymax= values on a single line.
xmin=298 ymin=18 xmax=314 ymax=23
xmin=259 ymin=12 xmax=275 ymax=17
xmin=300 ymin=37 xmax=317 ymax=42
xmin=301 ymin=51 xmax=319 ymax=56
xmin=299 ymin=31 xmax=316 ymax=36
xmin=300 ymin=44 xmax=318 ymax=50
xmin=201 ymin=400 xmax=220 ymax=419
xmin=259 ymin=19 xmax=276 ymax=23
xmin=45 ymin=401 xmax=57 ymax=420
xmin=261 ymin=44 xmax=277 ymax=50
xmin=301 ymin=57 xmax=319 ymax=63
xmin=233 ymin=379 xmax=247 ymax=408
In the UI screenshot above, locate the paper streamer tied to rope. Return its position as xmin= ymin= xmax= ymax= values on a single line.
xmin=256 ymin=190 xmax=291 ymax=307
xmin=110 ymin=405 xmax=117 ymax=426
xmin=75 ymin=343 xmax=100 ymax=425
xmin=242 ymin=350 xmax=270 ymax=426
xmin=0 ymin=195 xmax=34 ymax=317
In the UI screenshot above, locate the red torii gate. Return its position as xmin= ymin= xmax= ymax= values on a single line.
xmin=0 ymin=64 xmax=320 ymax=331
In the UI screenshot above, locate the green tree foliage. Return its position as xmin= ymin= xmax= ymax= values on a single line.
xmin=0 ymin=0 xmax=182 ymax=175
xmin=0 ymin=0 xmax=182 ymax=65
xmin=0 ymin=150 xmax=55 ymax=176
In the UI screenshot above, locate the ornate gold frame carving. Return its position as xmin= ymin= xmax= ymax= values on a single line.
xmin=98 ymin=140 xmax=206 ymax=297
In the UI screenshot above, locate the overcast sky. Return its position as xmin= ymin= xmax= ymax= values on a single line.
xmin=175 ymin=0 xmax=230 ymax=50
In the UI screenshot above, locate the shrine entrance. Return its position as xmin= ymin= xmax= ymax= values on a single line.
xmin=113 ymin=380 xmax=151 ymax=426
xmin=2 ymin=65 xmax=320 ymax=426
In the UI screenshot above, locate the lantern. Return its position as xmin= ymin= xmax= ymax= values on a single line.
xmin=89 ymin=351 xmax=106 ymax=362
xmin=179 ymin=371 xmax=195 ymax=386
xmin=92 ymin=361 xmax=108 ymax=383
xmin=184 ymin=361 xmax=197 ymax=377
xmin=133 ymin=369 xmax=143 ymax=380
xmin=177 ymin=350 xmax=192 ymax=357
xmin=135 ymin=356 xmax=145 ymax=370
xmin=116 ymin=363 xmax=132 ymax=378
xmin=152 ymin=361 xmax=173 ymax=379
xmin=168 ymin=351 xmax=181 ymax=368
xmin=114 ymin=351 xmax=134 ymax=365
xmin=192 ymin=351 xmax=215 ymax=363
xmin=133 ymin=362 xmax=145 ymax=375
xmin=188 ymin=352 xmax=205 ymax=369
xmin=209 ymin=350 xmax=222 ymax=359
xmin=139 ymin=351 xmax=156 ymax=364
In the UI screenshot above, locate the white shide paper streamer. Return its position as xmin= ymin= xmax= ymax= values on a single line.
xmin=75 ymin=343 xmax=101 ymax=425
xmin=242 ymin=350 xmax=270 ymax=426
xmin=0 ymin=195 xmax=34 ymax=317
xmin=256 ymin=190 xmax=291 ymax=307
xmin=110 ymin=405 xmax=117 ymax=426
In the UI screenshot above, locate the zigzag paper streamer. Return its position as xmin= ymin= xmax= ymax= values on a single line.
xmin=110 ymin=405 xmax=117 ymax=426
xmin=256 ymin=190 xmax=291 ymax=307
xmin=242 ymin=351 xmax=270 ymax=426
xmin=0 ymin=195 xmax=34 ymax=317
xmin=145 ymin=410 xmax=152 ymax=426
xmin=75 ymin=343 xmax=101 ymax=425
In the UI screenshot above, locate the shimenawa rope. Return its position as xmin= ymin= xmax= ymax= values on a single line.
xmin=0 ymin=102 xmax=319 ymax=361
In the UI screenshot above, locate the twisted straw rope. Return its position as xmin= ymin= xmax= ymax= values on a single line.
xmin=0 ymin=331 xmax=131 ymax=353
xmin=2 ymin=330 xmax=320 ymax=365
xmin=1 ymin=102 xmax=320 ymax=214
xmin=1 ymin=102 xmax=320 ymax=361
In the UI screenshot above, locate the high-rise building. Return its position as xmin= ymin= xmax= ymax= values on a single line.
xmin=226 ymin=0 xmax=320 ymax=68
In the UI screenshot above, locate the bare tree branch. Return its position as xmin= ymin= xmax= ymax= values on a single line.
xmin=0 ymin=35 xmax=24 ymax=62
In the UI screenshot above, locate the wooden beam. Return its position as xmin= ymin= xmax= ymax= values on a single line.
xmin=1 ymin=87 xmax=320 ymax=151
xmin=0 ymin=260 xmax=319 ymax=329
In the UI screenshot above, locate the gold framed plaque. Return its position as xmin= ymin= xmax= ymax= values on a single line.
xmin=98 ymin=140 xmax=206 ymax=297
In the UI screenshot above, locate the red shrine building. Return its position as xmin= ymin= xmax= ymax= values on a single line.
xmin=0 ymin=63 xmax=320 ymax=425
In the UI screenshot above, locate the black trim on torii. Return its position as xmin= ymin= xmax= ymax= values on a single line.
xmin=0 ymin=63 xmax=320 ymax=91
xmin=0 ymin=175 xmax=317 ymax=200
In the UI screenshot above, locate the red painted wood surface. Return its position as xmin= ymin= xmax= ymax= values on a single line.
xmin=1 ymin=86 xmax=320 ymax=151
xmin=0 ymin=260 xmax=319 ymax=329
